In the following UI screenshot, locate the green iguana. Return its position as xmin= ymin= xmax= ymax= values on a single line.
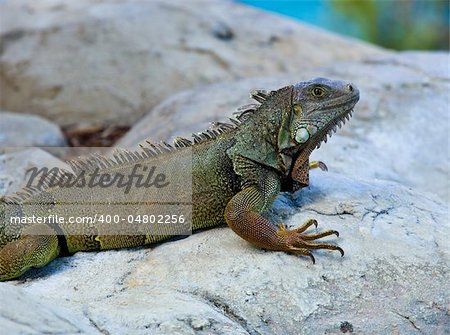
xmin=0 ymin=78 xmax=359 ymax=281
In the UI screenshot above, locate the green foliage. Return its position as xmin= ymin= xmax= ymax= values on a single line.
xmin=331 ymin=0 xmax=449 ymax=50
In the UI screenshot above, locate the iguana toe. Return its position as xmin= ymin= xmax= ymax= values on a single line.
xmin=309 ymin=161 xmax=328 ymax=171
xmin=276 ymin=220 xmax=344 ymax=262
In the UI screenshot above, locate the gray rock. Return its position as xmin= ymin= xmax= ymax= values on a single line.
xmin=0 ymin=0 xmax=383 ymax=126
xmin=0 ymin=148 xmax=68 ymax=196
xmin=316 ymin=51 xmax=450 ymax=202
xmin=4 ymin=173 xmax=448 ymax=334
xmin=117 ymin=52 xmax=449 ymax=145
xmin=0 ymin=284 xmax=97 ymax=334
xmin=118 ymin=51 xmax=450 ymax=202
xmin=116 ymin=75 xmax=293 ymax=147
xmin=0 ymin=111 xmax=67 ymax=147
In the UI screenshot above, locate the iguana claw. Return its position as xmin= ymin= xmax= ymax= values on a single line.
xmin=309 ymin=161 xmax=328 ymax=171
xmin=277 ymin=219 xmax=344 ymax=263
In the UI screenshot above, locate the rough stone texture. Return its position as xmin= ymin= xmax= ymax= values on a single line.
xmin=0 ymin=284 xmax=97 ymax=334
xmin=0 ymin=0 xmax=383 ymax=126
xmin=118 ymin=51 xmax=450 ymax=202
xmin=0 ymin=111 xmax=67 ymax=147
xmin=2 ymin=173 xmax=449 ymax=334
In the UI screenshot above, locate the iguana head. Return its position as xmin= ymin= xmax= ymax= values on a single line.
xmin=289 ymin=77 xmax=359 ymax=150
xmin=228 ymin=78 xmax=359 ymax=189
xmin=275 ymin=78 xmax=359 ymax=190
xmin=278 ymin=77 xmax=359 ymax=159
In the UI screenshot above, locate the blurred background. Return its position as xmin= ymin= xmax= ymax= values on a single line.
xmin=241 ymin=0 xmax=449 ymax=50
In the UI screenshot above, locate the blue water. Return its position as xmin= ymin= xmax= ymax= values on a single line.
xmin=240 ymin=0 xmax=329 ymax=26
xmin=239 ymin=0 xmax=362 ymax=39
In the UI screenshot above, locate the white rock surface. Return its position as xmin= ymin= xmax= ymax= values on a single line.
xmin=0 ymin=111 xmax=67 ymax=147
xmin=316 ymin=51 xmax=450 ymax=203
xmin=0 ymin=0 xmax=382 ymax=126
xmin=118 ymin=51 xmax=450 ymax=202
xmin=0 ymin=284 xmax=97 ymax=334
xmin=2 ymin=173 xmax=449 ymax=334
xmin=0 ymin=148 xmax=68 ymax=197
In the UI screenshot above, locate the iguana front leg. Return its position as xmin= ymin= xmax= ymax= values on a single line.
xmin=0 ymin=224 xmax=60 ymax=281
xmin=224 ymin=166 xmax=343 ymax=263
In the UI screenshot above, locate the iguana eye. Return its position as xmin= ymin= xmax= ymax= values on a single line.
xmin=312 ymin=87 xmax=324 ymax=97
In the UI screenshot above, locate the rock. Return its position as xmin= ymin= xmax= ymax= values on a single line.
xmin=5 ymin=173 xmax=449 ymax=334
xmin=0 ymin=111 xmax=67 ymax=147
xmin=0 ymin=0 xmax=383 ymax=126
xmin=316 ymin=51 xmax=450 ymax=202
xmin=0 ymin=284 xmax=97 ymax=334
xmin=116 ymin=75 xmax=293 ymax=146
xmin=118 ymin=51 xmax=450 ymax=202
xmin=0 ymin=148 xmax=68 ymax=196
xmin=117 ymin=75 xmax=331 ymax=145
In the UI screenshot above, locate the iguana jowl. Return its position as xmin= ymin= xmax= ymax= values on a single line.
xmin=0 ymin=78 xmax=359 ymax=281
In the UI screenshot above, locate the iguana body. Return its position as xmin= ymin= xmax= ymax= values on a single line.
xmin=0 ymin=78 xmax=359 ymax=281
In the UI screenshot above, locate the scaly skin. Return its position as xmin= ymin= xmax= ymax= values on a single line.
xmin=0 ymin=78 xmax=359 ymax=280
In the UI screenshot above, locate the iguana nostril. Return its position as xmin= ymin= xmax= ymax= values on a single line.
xmin=347 ymin=84 xmax=354 ymax=92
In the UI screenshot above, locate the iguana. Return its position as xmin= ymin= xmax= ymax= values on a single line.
xmin=0 ymin=78 xmax=359 ymax=281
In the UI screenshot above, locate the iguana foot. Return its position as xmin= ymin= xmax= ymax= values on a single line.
xmin=276 ymin=220 xmax=343 ymax=264
xmin=309 ymin=161 xmax=328 ymax=171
